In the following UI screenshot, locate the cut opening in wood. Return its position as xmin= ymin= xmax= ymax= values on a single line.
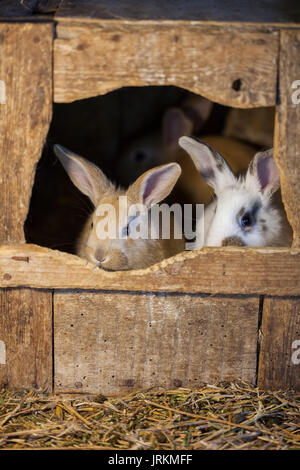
xmin=24 ymin=85 xmax=286 ymax=277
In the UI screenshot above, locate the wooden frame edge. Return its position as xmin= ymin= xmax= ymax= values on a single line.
xmin=0 ymin=243 xmax=299 ymax=295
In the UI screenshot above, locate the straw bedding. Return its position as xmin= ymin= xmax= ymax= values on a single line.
xmin=0 ymin=381 xmax=299 ymax=450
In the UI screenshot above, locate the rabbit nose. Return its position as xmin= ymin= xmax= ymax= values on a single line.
xmin=222 ymin=236 xmax=245 ymax=246
xmin=95 ymin=248 xmax=107 ymax=264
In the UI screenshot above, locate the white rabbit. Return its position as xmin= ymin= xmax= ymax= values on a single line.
xmin=54 ymin=145 xmax=185 ymax=270
xmin=178 ymin=137 xmax=293 ymax=248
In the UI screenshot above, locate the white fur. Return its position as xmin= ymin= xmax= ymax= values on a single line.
xmin=179 ymin=137 xmax=292 ymax=248
xmin=200 ymin=184 xmax=283 ymax=247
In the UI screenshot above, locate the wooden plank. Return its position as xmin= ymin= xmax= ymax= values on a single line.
xmin=274 ymin=30 xmax=300 ymax=248
xmin=0 ymin=23 xmax=52 ymax=243
xmin=0 ymin=288 xmax=53 ymax=391
xmin=55 ymin=0 xmax=300 ymax=25
xmin=0 ymin=244 xmax=300 ymax=296
xmin=258 ymin=297 xmax=300 ymax=391
xmin=0 ymin=24 xmax=53 ymax=391
xmin=54 ymin=291 xmax=259 ymax=395
xmin=54 ymin=22 xmax=278 ymax=107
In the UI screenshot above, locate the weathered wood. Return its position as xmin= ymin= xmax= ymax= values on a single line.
xmin=0 ymin=244 xmax=300 ymax=296
xmin=54 ymin=291 xmax=259 ymax=395
xmin=55 ymin=0 xmax=300 ymax=25
xmin=0 ymin=288 xmax=53 ymax=391
xmin=54 ymin=22 xmax=278 ymax=107
xmin=274 ymin=30 xmax=300 ymax=248
xmin=258 ymin=297 xmax=300 ymax=391
xmin=0 ymin=24 xmax=53 ymax=391
xmin=0 ymin=23 xmax=52 ymax=243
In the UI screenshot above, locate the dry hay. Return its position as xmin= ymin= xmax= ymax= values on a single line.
xmin=0 ymin=381 xmax=299 ymax=450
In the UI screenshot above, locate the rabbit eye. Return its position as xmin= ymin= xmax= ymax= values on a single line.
xmin=240 ymin=212 xmax=252 ymax=228
xmin=121 ymin=223 xmax=130 ymax=238
xmin=135 ymin=151 xmax=146 ymax=162
xmin=121 ymin=215 xmax=138 ymax=238
xmin=238 ymin=202 xmax=260 ymax=231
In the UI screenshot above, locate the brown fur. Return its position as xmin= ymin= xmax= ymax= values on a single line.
xmin=222 ymin=236 xmax=245 ymax=246
xmin=77 ymin=185 xmax=185 ymax=270
xmin=54 ymin=145 xmax=185 ymax=271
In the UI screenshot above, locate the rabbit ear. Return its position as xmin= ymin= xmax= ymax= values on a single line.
xmin=181 ymin=95 xmax=213 ymax=134
xmin=246 ymin=148 xmax=280 ymax=196
xmin=54 ymin=144 xmax=110 ymax=206
xmin=178 ymin=136 xmax=236 ymax=195
xmin=162 ymin=108 xmax=194 ymax=148
xmin=127 ymin=163 xmax=181 ymax=207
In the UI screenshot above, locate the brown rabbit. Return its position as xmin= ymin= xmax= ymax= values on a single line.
xmin=116 ymin=95 xmax=257 ymax=206
xmin=54 ymin=145 xmax=185 ymax=271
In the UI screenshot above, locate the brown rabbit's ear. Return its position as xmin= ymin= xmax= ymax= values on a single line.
xmin=179 ymin=136 xmax=236 ymax=196
xmin=162 ymin=108 xmax=193 ymax=148
xmin=54 ymin=145 xmax=111 ymax=206
xmin=127 ymin=163 xmax=181 ymax=207
xmin=181 ymin=95 xmax=213 ymax=134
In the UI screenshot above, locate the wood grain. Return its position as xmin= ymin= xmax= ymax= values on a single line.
xmin=54 ymin=291 xmax=259 ymax=395
xmin=0 ymin=24 xmax=53 ymax=391
xmin=0 ymin=288 xmax=53 ymax=391
xmin=0 ymin=23 xmax=52 ymax=243
xmin=54 ymin=22 xmax=278 ymax=107
xmin=258 ymin=297 xmax=300 ymax=391
xmin=0 ymin=244 xmax=300 ymax=296
xmin=274 ymin=30 xmax=300 ymax=248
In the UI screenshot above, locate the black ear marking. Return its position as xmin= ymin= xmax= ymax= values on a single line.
xmin=190 ymin=137 xmax=227 ymax=170
xmin=200 ymin=168 xmax=215 ymax=180
xmin=178 ymin=135 xmax=235 ymax=195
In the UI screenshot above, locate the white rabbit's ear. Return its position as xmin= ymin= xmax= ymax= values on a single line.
xmin=162 ymin=108 xmax=194 ymax=148
xmin=178 ymin=136 xmax=236 ymax=195
xmin=127 ymin=163 xmax=181 ymax=207
xmin=246 ymin=148 xmax=280 ymax=196
xmin=54 ymin=144 xmax=110 ymax=206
